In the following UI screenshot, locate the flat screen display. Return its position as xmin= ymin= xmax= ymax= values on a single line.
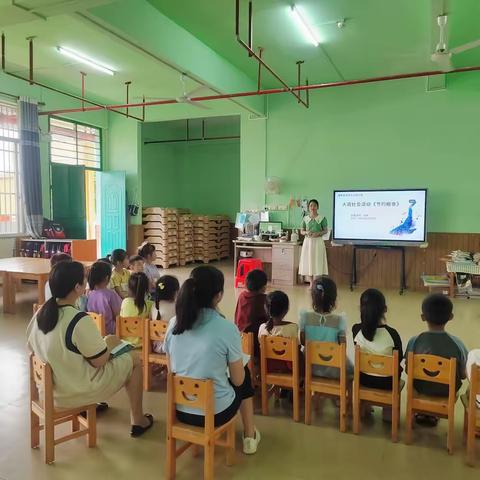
xmin=333 ymin=189 xmax=427 ymax=244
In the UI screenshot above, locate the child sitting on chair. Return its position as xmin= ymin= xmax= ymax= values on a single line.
xmin=352 ymin=289 xmax=403 ymax=389
xmin=120 ymin=272 xmax=152 ymax=348
xmin=258 ymin=291 xmax=298 ymax=374
xmin=150 ymin=275 xmax=180 ymax=353
xmin=299 ymin=276 xmax=351 ymax=378
xmin=109 ymin=249 xmax=130 ymax=300
xmin=45 ymin=253 xmax=87 ymax=311
xmin=129 ymin=255 xmax=145 ymax=274
xmin=235 ymin=269 xmax=268 ymax=357
xmin=405 ymin=293 xmax=468 ymax=426
xmin=138 ymin=242 xmax=160 ymax=293
xmin=87 ymin=260 xmax=122 ymax=335
xmin=45 ymin=253 xmax=72 ymax=301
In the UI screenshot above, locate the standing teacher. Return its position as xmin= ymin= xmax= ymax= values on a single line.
xmin=299 ymin=199 xmax=329 ymax=288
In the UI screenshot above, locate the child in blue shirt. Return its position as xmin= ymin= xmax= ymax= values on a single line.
xmin=299 ymin=276 xmax=350 ymax=378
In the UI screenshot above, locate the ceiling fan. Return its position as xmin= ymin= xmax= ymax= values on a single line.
xmin=134 ymin=73 xmax=210 ymax=109
xmin=431 ymin=14 xmax=480 ymax=71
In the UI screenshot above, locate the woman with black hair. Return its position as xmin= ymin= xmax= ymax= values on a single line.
xmin=27 ymin=261 xmax=153 ymax=437
xmin=299 ymin=199 xmax=329 ymax=288
xmin=164 ymin=265 xmax=260 ymax=455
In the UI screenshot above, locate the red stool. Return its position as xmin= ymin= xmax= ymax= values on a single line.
xmin=235 ymin=258 xmax=263 ymax=288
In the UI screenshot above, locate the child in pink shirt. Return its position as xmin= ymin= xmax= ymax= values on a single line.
xmin=87 ymin=260 xmax=122 ymax=335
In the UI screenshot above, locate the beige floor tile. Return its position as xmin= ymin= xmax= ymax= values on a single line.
xmin=1 ymin=260 xmax=479 ymax=479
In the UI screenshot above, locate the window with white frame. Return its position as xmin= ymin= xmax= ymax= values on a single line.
xmin=0 ymin=101 xmax=23 ymax=235
xmin=49 ymin=117 xmax=101 ymax=169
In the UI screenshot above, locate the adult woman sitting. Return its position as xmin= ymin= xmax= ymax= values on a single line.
xmin=164 ymin=265 xmax=260 ymax=454
xmin=27 ymin=261 xmax=153 ymax=437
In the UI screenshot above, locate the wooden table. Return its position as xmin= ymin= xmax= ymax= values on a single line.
xmin=442 ymin=257 xmax=480 ymax=297
xmin=233 ymin=239 xmax=301 ymax=286
xmin=0 ymin=257 xmax=92 ymax=314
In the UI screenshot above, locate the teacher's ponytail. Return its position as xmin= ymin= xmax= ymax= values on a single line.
xmin=37 ymin=261 xmax=85 ymax=334
xmin=174 ymin=266 xmax=224 ymax=335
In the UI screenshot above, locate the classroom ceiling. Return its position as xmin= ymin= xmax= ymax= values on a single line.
xmin=1 ymin=0 xmax=480 ymax=114
xmin=0 ymin=12 xmax=213 ymax=106
xmin=150 ymin=0 xmax=480 ymax=86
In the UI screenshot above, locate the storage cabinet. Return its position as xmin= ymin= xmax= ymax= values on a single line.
xmin=16 ymin=238 xmax=97 ymax=262
xmin=272 ymin=244 xmax=301 ymax=286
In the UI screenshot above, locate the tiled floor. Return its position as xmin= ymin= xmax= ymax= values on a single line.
xmin=1 ymin=260 xmax=479 ymax=479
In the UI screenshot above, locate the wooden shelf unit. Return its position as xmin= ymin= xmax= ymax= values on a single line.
xmin=16 ymin=238 xmax=97 ymax=262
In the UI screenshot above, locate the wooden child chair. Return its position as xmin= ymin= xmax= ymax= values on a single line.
xmin=353 ymin=346 xmax=402 ymax=442
xmin=405 ymin=352 xmax=457 ymax=454
xmin=115 ymin=316 xmax=144 ymax=348
xmin=87 ymin=312 xmax=106 ymax=337
xmin=30 ymin=354 xmax=97 ymax=464
xmin=143 ymin=319 xmax=169 ymax=391
xmin=463 ymin=363 xmax=480 ymax=466
xmin=305 ymin=341 xmax=349 ymax=432
xmin=260 ymin=335 xmax=300 ymax=422
xmin=240 ymin=332 xmax=256 ymax=385
xmin=166 ymin=374 xmax=237 ymax=480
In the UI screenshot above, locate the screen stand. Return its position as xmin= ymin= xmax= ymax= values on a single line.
xmin=350 ymin=245 xmax=406 ymax=295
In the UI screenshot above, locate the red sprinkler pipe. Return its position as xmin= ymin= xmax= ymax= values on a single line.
xmin=38 ymin=64 xmax=480 ymax=116
xmin=0 ymin=33 xmax=142 ymax=120
xmin=235 ymin=0 xmax=308 ymax=108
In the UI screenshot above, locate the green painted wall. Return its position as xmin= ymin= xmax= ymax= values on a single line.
xmin=240 ymin=115 xmax=266 ymax=211
xmin=142 ymin=118 xmax=240 ymax=220
xmin=106 ymin=114 xmax=142 ymax=225
xmin=142 ymin=144 xmax=179 ymax=208
xmin=142 ymin=141 xmax=240 ymax=220
xmin=241 ymin=73 xmax=480 ymax=233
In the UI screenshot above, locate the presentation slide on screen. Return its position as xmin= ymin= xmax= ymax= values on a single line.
xmin=333 ymin=190 xmax=427 ymax=243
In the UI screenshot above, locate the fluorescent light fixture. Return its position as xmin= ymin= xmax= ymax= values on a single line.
xmin=290 ymin=5 xmax=320 ymax=47
xmin=56 ymin=46 xmax=115 ymax=75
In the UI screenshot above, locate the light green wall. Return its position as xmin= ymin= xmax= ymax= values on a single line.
xmin=142 ymin=141 xmax=240 ymax=220
xmin=106 ymin=114 xmax=142 ymax=225
xmin=142 ymin=118 xmax=240 ymax=220
xmin=142 ymin=144 xmax=179 ymax=208
xmin=240 ymin=115 xmax=266 ymax=211
xmin=241 ymin=73 xmax=480 ymax=233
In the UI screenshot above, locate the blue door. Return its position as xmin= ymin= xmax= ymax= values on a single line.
xmin=97 ymin=171 xmax=126 ymax=257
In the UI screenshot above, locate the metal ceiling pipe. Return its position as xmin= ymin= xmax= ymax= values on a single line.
xmin=1 ymin=33 xmax=5 ymax=71
xmin=235 ymin=0 xmax=308 ymax=108
xmin=144 ymin=135 xmax=240 ymax=145
xmin=5 ymin=69 xmax=143 ymax=121
xmin=28 ymin=37 xmax=34 ymax=85
xmin=38 ymin=64 xmax=480 ymax=116
xmin=0 ymin=33 xmax=142 ymax=120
